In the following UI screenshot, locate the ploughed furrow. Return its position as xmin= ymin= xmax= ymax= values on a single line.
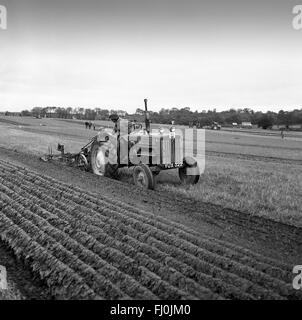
xmin=0 ymin=168 xmax=217 ymax=299
xmin=68 ymin=170 xmax=302 ymax=247
xmin=0 ymin=177 xmax=230 ymax=299
xmin=1 ymin=158 xmax=301 ymax=251
xmin=0 ymin=191 xmax=130 ymax=300
xmin=24 ymin=166 xmax=298 ymax=275
xmin=0 ymin=174 xmax=218 ymax=300
xmin=0 ymin=159 xmax=300 ymax=300
xmin=5 ymin=171 xmax=295 ymax=299
xmin=9 ymin=177 xmax=280 ymax=299
xmin=0 ymin=204 xmax=99 ymax=299
xmin=0 ymin=181 xmax=197 ymax=300
xmin=2 ymin=162 xmax=293 ymax=278
xmin=53 ymin=205 xmax=284 ymax=299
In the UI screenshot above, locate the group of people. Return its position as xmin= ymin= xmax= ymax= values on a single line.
xmin=84 ymin=121 xmax=96 ymax=130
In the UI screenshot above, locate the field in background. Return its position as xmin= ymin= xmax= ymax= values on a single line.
xmin=158 ymin=157 xmax=302 ymax=226
xmin=0 ymin=115 xmax=301 ymax=227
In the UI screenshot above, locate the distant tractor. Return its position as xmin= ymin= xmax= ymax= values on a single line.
xmin=211 ymin=122 xmax=221 ymax=130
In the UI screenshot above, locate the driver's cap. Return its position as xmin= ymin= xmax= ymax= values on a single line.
xmin=109 ymin=114 xmax=119 ymax=122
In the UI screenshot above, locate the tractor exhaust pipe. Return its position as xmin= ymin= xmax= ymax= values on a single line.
xmin=144 ymin=98 xmax=150 ymax=134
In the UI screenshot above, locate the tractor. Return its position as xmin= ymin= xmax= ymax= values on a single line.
xmin=211 ymin=121 xmax=221 ymax=130
xmin=89 ymin=99 xmax=200 ymax=189
xmin=42 ymin=99 xmax=201 ymax=189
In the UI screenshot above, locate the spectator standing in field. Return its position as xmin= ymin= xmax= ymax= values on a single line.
xmin=89 ymin=122 xmax=92 ymax=129
xmin=93 ymin=123 xmax=96 ymax=130
xmin=281 ymin=129 xmax=284 ymax=139
xmin=85 ymin=121 xmax=89 ymax=129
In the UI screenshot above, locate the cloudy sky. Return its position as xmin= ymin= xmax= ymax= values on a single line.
xmin=0 ymin=0 xmax=301 ymax=113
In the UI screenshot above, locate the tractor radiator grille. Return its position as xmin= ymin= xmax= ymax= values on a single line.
xmin=161 ymin=135 xmax=183 ymax=165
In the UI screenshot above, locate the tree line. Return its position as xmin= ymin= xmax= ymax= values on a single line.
xmin=18 ymin=106 xmax=302 ymax=129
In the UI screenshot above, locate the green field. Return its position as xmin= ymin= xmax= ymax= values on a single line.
xmin=0 ymin=115 xmax=301 ymax=227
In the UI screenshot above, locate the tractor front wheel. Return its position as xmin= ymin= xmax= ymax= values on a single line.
xmin=133 ymin=164 xmax=155 ymax=190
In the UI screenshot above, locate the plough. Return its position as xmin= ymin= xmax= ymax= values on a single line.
xmin=40 ymin=136 xmax=97 ymax=172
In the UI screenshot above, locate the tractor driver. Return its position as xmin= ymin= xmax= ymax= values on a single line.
xmin=109 ymin=114 xmax=120 ymax=133
xmin=109 ymin=114 xmax=136 ymax=164
xmin=109 ymin=114 xmax=134 ymax=134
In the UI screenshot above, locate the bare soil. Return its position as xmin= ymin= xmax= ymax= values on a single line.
xmin=0 ymin=146 xmax=301 ymax=299
xmin=0 ymin=240 xmax=52 ymax=300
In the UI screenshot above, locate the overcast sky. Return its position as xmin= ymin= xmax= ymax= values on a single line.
xmin=0 ymin=0 xmax=301 ymax=113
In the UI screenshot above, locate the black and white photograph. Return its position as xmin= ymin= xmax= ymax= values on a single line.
xmin=0 ymin=0 xmax=302 ymax=306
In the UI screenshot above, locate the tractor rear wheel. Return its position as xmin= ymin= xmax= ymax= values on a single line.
xmin=90 ymin=141 xmax=118 ymax=178
xmin=133 ymin=164 xmax=155 ymax=190
xmin=179 ymin=157 xmax=200 ymax=185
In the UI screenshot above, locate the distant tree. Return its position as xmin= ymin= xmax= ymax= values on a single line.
xmin=55 ymin=107 xmax=64 ymax=118
xmin=21 ymin=110 xmax=31 ymax=116
xmin=99 ymin=109 xmax=109 ymax=120
xmin=225 ymin=113 xmax=241 ymax=124
xmin=291 ymin=109 xmax=302 ymax=125
xmin=31 ymin=107 xmax=43 ymax=118
xmin=73 ymin=107 xmax=85 ymax=119
xmin=84 ymin=108 xmax=96 ymax=120
xmin=18 ymin=105 xmax=301 ymax=127
xmin=277 ymin=110 xmax=293 ymax=128
xmin=94 ymin=108 xmax=101 ymax=117
xmin=66 ymin=107 xmax=73 ymax=118
xmin=135 ymin=108 xmax=144 ymax=115
xmin=257 ymin=114 xmax=274 ymax=129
